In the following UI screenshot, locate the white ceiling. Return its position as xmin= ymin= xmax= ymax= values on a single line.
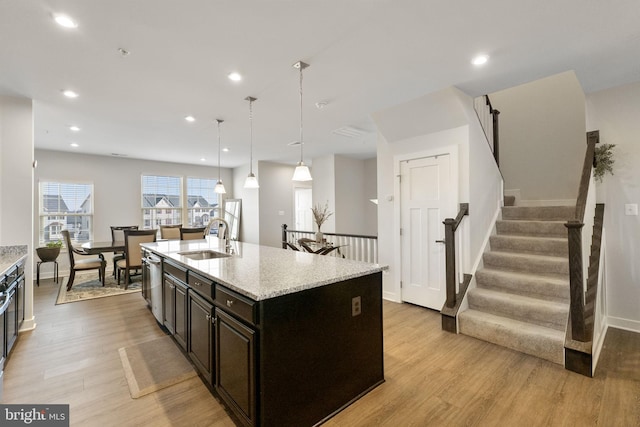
xmin=1 ymin=0 xmax=639 ymax=168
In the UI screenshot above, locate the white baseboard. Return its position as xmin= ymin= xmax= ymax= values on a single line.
xmin=607 ymin=316 xmax=640 ymax=333
xmin=383 ymin=292 xmax=401 ymax=303
xmin=592 ymin=321 xmax=608 ymax=374
xmin=519 ymin=198 xmax=576 ymax=207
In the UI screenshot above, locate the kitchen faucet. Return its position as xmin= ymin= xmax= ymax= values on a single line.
xmin=206 ymin=217 xmax=231 ymax=250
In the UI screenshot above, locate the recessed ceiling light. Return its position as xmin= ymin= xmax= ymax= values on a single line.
xmin=228 ymin=72 xmax=242 ymax=82
xmin=69 ymin=126 xmax=80 ymax=132
xmin=70 ymin=143 xmax=79 ymax=148
xmin=200 ymin=157 xmax=206 ymax=162
xmin=222 ymin=147 xmax=230 ymax=152
xmin=54 ymin=14 xmax=78 ymax=29
xmin=471 ymin=54 xmax=489 ymax=66
xmin=117 ymin=48 xmax=130 ymax=57
xmin=185 ymin=116 xmax=196 ymax=122
xmin=62 ymin=90 xmax=79 ymax=98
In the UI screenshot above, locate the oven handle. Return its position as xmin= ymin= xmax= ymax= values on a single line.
xmin=0 ymin=294 xmax=11 ymax=314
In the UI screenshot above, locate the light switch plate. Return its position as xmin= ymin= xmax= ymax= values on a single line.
xmin=278 ymin=210 xmax=285 ymax=216
xmin=625 ymin=204 xmax=638 ymax=216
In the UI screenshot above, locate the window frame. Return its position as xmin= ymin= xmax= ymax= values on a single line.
xmin=39 ymin=180 xmax=94 ymax=245
xmin=141 ymin=175 xmax=184 ymax=231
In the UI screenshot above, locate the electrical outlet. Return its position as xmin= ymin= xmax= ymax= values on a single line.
xmin=625 ymin=204 xmax=638 ymax=216
xmin=278 ymin=210 xmax=285 ymax=216
xmin=352 ymin=296 xmax=361 ymax=317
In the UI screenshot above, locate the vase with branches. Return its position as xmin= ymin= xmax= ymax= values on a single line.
xmin=594 ymin=143 xmax=615 ymax=183
xmin=311 ymin=202 xmax=333 ymax=242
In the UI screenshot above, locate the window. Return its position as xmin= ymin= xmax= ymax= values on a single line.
xmin=142 ymin=175 xmax=182 ymax=230
xmin=187 ymin=177 xmax=219 ymax=229
xmin=39 ymin=182 xmax=93 ymax=244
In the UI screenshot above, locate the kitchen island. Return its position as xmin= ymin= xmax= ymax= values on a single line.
xmin=141 ymin=238 xmax=385 ymax=427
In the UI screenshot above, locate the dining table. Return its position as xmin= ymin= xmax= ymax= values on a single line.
xmin=81 ymin=241 xmax=125 ymax=258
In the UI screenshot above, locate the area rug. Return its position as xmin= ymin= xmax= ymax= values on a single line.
xmin=118 ymin=336 xmax=197 ymax=398
xmin=55 ymin=271 xmax=142 ymax=305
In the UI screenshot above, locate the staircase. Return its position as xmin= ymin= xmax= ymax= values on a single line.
xmin=458 ymin=205 xmax=574 ymax=365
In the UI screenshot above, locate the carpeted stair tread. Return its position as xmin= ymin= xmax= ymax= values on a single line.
xmin=458 ymin=309 xmax=565 ymax=364
xmin=496 ymin=219 xmax=568 ymax=237
xmin=467 ymin=287 xmax=568 ymax=331
xmin=476 ymin=269 xmax=569 ymax=302
xmin=490 ymin=234 xmax=567 ymax=257
xmin=502 ymin=206 xmax=575 ymax=221
xmin=483 ymin=251 xmax=569 ymax=277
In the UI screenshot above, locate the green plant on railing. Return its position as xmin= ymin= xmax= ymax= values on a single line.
xmin=594 ymin=143 xmax=615 ymax=183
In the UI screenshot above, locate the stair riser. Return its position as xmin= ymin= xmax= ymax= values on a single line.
xmin=458 ymin=312 xmax=564 ymax=365
xmin=502 ymin=206 xmax=575 ymax=221
xmin=483 ymin=253 xmax=569 ymax=277
xmin=476 ymin=270 xmax=569 ymax=302
xmin=490 ymin=236 xmax=567 ymax=257
xmin=468 ymin=289 xmax=568 ymax=331
xmin=496 ymin=221 xmax=567 ymax=238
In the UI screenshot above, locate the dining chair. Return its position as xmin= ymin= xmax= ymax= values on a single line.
xmin=116 ymin=229 xmax=157 ymax=289
xmin=180 ymin=227 xmax=207 ymax=240
xmin=61 ymin=230 xmax=107 ymax=291
xmin=160 ymin=224 xmax=182 ymax=240
xmin=110 ymin=225 xmax=138 ymax=276
xmin=298 ymin=238 xmax=321 ymax=254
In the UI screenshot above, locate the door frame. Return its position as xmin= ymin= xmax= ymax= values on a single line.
xmin=393 ymin=144 xmax=459 ymax=305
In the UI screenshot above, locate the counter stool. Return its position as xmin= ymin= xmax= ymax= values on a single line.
xmin=36 ymin=260 xmax=59 ymax=286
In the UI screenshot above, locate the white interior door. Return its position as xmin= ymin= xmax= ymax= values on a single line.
xmin=400 ymin=154 xmax=453 ymax=310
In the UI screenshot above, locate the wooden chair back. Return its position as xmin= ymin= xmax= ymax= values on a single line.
xmin=160 ymin=224 xmax=182 ymax=239
xmin=180 ymin=227 xmax=206 ymax=240
xmin=110 ymin=225 xmax=138 ymax=243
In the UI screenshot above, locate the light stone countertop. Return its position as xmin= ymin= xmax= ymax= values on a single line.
xmin=141 ymin=238 xmax=385 ymax=301
xmin=0 ymin=245 xmax=28 ymax=277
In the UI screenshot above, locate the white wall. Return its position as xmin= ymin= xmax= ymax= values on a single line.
xmin=311 ymin=155 xmax=336 ymax=233
xmin=34 ymin=149 xmax=233 ymax=274
xmin=373 ymin=86 xmax=502 ymax=303
xmin=363 ymin=157 xmax=378 ymax=236
xmin=586 ymin=81 xmax=640 ymax=331
xmin=0 ymin=95 xmax=35 ymax=330
xmin=490 ymin=71 xmax=586 ymax=203
xmin=257 ymin=161 xmax=296 ymax=248
xmin=232 ymin=163 xmax=260 ymax=244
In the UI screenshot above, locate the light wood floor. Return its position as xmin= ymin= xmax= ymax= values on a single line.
xmin=4 ymin=279 xmax=640 ymax=426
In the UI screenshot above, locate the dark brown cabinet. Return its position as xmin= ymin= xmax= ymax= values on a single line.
xmin=215 ymin=308 xmax=256 ymax=426
xmin=141 ymin=250 xmax=150 ymax=304
xmin=188 ymin=290 xmax=214 ymax=387
xmin=162 ymin=274 xmax=176 ymax=334
xmin=174 ymin=280 xmax=188 ymax=350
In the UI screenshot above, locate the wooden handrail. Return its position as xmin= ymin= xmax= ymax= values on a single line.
xmin=443 ymin=203 xmax=469 ymax=309
xmin=486 ymin=95 xmax=501 ymax=167
xmin=575 ymin=131 xmax=599 ymax=221
xmin=565 ymin=130 xmax=599 ymax=342
xmin=282 ymin=224 xmax=377 ymax=241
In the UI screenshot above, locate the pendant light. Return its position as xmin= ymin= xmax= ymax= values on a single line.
xmin=292 ymin=61 xmax=312 ymax=181
xmin=214 ymin=119 xmax=226 ymax=194
xmin=244 ymin=96 xmax=260 ymax=189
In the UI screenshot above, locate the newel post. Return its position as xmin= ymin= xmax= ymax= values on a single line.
xmin=443 ymin=218 xmax=457 ymax=308
xmin=566 ymin=220 xmax=586 ymax=341
xmin=281 ymin=224 xmax=288 ymax=249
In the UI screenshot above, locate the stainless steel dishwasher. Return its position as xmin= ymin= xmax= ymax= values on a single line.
xmin=146 ymin=254 xmax=163 ymax=323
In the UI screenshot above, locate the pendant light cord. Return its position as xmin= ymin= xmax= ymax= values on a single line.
xmin=217 ymin=119 xmax=222 ymax=181
xmin=249 ymin=99 xmax=254 ymax=173
xmin=299 ymin=64 xmax=304 ymax=163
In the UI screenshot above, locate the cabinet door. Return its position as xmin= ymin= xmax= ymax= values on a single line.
xmin=141 ymin=255 xmax=151 ymax=304
xmin=17 ymin=275 xmax=25 ymax=328
xmin=162 ymin=274 xmax=176 ymax=334
xmin=215 ymin=309 xmax=256 ymax=426
xmin=188 ymin=291 xmax=214 ymax=386
xmin=5 ymin=289 xmax=18 ymax=356
xmin=174 ymin=281 xmax=188 ymax=350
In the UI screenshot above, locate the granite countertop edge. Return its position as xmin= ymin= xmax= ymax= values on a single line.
xmin=0 ymin=245 xmax=29 ymax=277
xmin=141 ymin=239 xmax=385 ymax=301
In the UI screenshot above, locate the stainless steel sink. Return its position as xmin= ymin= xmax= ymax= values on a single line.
xmin=178 ymin=250 xmax=232 ymax=260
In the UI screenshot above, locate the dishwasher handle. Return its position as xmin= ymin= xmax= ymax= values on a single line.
xmin=145 ymin=256 xmax=161 ymax=265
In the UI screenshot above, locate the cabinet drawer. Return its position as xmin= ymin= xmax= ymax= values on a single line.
xmin=188 ymin=272 xmax=214 ymax=304
xmin=215 ymin=286 xmax=256 ymax=325
xmin=164 ymin=261 xmax=187 ymax=283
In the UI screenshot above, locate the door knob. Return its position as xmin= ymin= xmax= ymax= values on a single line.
xmin=435 ymin=239 xmax=446 ymax=244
